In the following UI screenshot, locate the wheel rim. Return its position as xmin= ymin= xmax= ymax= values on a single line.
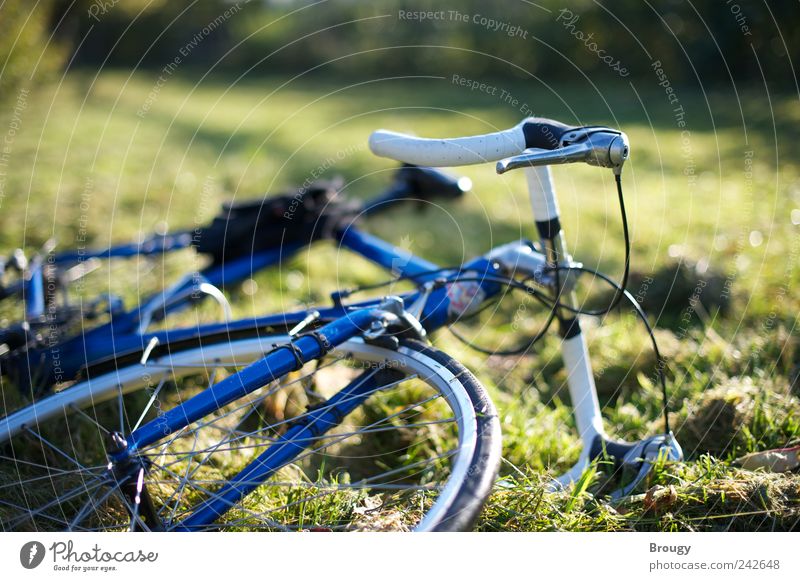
xmin=0 ymin=338 xmax=479 ymax=531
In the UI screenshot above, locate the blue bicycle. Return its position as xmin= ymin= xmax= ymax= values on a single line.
xmin=0 ymin=117 xmax=681 ymax=531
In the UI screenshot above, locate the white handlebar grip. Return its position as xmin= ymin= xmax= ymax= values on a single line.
xmin=369 ymin=124 xmax=527 ymax=167
xmin=524 ymin=165 xmax=560 ymax=221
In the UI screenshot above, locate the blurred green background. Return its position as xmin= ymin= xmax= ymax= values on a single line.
xmin=3 ymin=0 xmax=798 ymax=90
xmin=1 ymin=0 xmax=798 ymax=530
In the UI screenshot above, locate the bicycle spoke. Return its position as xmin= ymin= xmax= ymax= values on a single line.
xmin=67 ymin=485 xmax=118 ymax=531
xmin=24 ymin=427 xmax=87 ymax=470
xmin=147 ymin=354 xmax=348 ymax=445
xmin=0 ymin=465 xmax=108 ymax=490
xmin=69 ymin=404 xmax=110 ymax=434
xmin=4 ymin=478 xmax=109 ymax=530
xmin=0 ymin=498 xmax=84 ymax=530
xmin=132 ymin=375 xmax=168 ymax=432
xmin=149 ymin=462 xmax=291 ymax=531
xmin=113 ymin=489 xmax=152 ymax=532
xmin=139 ymin=370 xmax=425 ymax=472
xmin=134 ymin=362 xmax=396 ymax=463
xmin=202 ymin=400 xmax=447 ymax=527
xmin=141 ymin=417 xmax=455 ymax=460
xmin=0 ymin=455 xmax=106 ymax=480
xmin=118 ymin=384 xmax=126 ymax=434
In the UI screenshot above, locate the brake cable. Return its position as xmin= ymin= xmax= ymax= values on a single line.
xmin=331 ymin=174 xmax=671 ymax=432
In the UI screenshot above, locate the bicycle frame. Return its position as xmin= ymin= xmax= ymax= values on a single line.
xmin=18 ymin=224 xmax=502 ymax=386
xmin=3 ymin=163 xmax=615 ymax=528
xmin=4 ymin=219 xmax=509 ymax=528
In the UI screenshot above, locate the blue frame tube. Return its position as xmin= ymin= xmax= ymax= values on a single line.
xmin=200 ymin=244 xmax=302 ymax=289
xmin=175 ymin=368 xmax=386 ymax=530
xmin=24 ymin=263 xmax=46 ymax=320
xmin=121 ymin=307 xmax=378 ymax=456
xmin=25 ymin=238 xmax=502 ymax=387
xmin=52 ymin=232 xmax=194 ymax=264
xmin=336 ymin=227 xmax=440 ymax=280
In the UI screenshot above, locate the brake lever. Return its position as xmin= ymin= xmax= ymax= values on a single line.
xmin=496 ymin=129 xmax=630 ymax=174
xmin=496 ymin=143 xmax=592 ymax=173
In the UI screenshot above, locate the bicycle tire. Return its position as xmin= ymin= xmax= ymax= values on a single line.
xmin=0 ymin=332 xmax=500 ymax=531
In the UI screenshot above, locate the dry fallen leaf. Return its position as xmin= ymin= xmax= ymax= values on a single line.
xmin=643 ymin=485 xmax=678 ymax=512
xmin=735 ymin=446 xmax=800 ymax=473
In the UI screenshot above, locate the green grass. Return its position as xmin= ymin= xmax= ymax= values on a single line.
xmin=1 ymin=71 xmax=799 ymax=531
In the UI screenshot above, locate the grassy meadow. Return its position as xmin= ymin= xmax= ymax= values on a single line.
xmin=1 ymin=70 xmax=799 ymax=530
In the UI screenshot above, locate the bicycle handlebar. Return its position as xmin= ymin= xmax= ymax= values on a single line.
xmin=369 ymin=117 xmax=629 ymax=172
xmin=368 ymin=117 xmax=575 ymax=166
xmin=359 ymin=165 xmax=471 ymax=219
xmin=369 ymin=125 xmax=519 ymax=167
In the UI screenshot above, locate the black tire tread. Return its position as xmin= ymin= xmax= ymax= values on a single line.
xmin=400 ymin=339 xmax=501 ymax=531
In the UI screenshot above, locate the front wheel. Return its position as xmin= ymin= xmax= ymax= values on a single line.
xmin=0 ymin=335 xmax=500 ymax=531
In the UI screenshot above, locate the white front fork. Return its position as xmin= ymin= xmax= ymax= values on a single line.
xmin=554 ymin=334 xmax=606 ymax=486
xmin=524 ymin=166 xmax=606 ymax=488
